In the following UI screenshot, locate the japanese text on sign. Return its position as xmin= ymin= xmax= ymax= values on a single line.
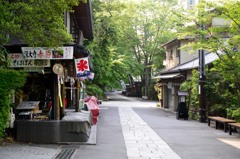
xmin=21 ymin=47 xmax=73 ymax=59
xmin=75 ymin=57 xmax=90 ymax=77
xmin=8 ymin=53 xmax=50 ymax=67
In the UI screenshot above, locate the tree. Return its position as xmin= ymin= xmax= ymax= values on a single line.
xmin=121 ymin=0 xmax=178 ymax=96
xmin=179 ymin=0 xmax=240 ymax=105
xmin=85 ymin=0 xmax=143 ymax=92
xmin=85 ymin=0 xmax=179 ymax=98
xmin=177 ymin=0 xmax=240 ymax=118
xmin=0 ymin=0 xmax=84 ymax=47
xmin=0 ymin=0 xmax=87 ymax=138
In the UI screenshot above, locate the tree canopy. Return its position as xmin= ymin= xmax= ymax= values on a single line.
xmin=0 ymin=0 xmax=85 ymax=47
xmin=86 ymin=0 xmax=178 ymax=94
xmin=177 ymin=0 xmax=240 ymax=120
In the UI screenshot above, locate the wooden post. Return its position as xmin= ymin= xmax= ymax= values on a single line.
xmin=55 ymin=75 xmax=60 ymax=120
xmin=76 ymin=80 xmax=81 ymax=112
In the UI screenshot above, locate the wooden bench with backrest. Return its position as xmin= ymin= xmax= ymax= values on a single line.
xmin=207 ymin=116 xmax=236 ymax=132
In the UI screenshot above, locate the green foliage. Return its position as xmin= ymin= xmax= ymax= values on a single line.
xmin=86 ymin=0 xmax=143 ymax=90
xmin=0 ymin=95 xmax=9 ymax=138
xmin=89 ymin=0 xmax=179 ymax=95
xmin=85 ymin=84 xmax=104 ymax=99
xmin=180 ymin=70 xmax=199 ymax=120
xmin=0 ymin=0 xmax=81 ymax=47
xmin=147 ymin=80 xmax=158 ymax=100
xmin=0 ymin=68 xmax=26 ymax=138
xmin=210 ymin=104 xmax=227 ymax=117
xmin=205 ymin=67 xmax=239 ymax=117
xmin=181 ymin=67 xmax=240 ymax=120
xmin=0 ymin=46 xmax=11 ymax=68
xmin=122 ymin=0 xmax=178 ymax=96
xmin=177 ymin=0 xmax=240 ymax=119
xmin=232 ymin=108 xmax=240 ymax=122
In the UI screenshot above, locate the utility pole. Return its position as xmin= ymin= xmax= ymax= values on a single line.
xmin=199 ymin=20 xmax=206 ymax=122
xmin=199 ymin=49 xmax=206 ymax=122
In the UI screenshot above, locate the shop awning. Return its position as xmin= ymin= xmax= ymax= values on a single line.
xmin=152 ymin=73 xmax=180 ymax=79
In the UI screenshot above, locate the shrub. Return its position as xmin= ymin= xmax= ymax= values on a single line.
xmin=86 ymin=84 xmax=104 ymax=99
xmin=0 ymin=68 xmax=26 ymax=138
xmin=232 ymin=108 xmax=240 ymax=122
xmin=209 ymin=104 xmax=227 ymax=117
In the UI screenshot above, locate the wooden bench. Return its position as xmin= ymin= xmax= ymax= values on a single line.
xmin=228 ymin=123 xmax=240 ymax=135
xmin=208 ymin=116 xmax=236 ymax=132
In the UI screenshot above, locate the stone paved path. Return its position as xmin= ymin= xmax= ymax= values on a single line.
xmin=119 ymin=107 xmax=181 ymax=159
xmin=0 ymin=144 xmax=59 ymax=159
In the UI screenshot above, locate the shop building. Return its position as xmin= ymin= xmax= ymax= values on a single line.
xmin=4 ymin=1 xmax=95 ymax=144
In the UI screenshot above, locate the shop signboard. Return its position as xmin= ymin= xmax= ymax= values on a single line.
xmin=24 ymin=67 xmax=44 ymax=72
xmin=75 ymin=57 xmax=90 ymax=77
xmin=8 ymin=53 xmax=50 ymax=67
xmin=21 ymin=46 xmax=73 ymax=59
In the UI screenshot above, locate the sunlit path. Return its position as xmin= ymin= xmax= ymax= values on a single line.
xmin=119 ymin=107 xmax=181 ymax=159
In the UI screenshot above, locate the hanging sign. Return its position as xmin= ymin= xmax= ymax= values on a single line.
xmin=52 ymin=63 xmax=64 ymax=75
xmin=21 ymin=47 xmax=73 ymax=59
xmin=75 ymin=57 xmax=90 ymax=77
xmin=8 ymin=53 xmax=50 ymax=67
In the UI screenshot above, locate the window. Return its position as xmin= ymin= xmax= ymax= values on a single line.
xmin=176 ymin=48 xmax=180 ymax=57
xmin=166 ymin=50 xmax=173 ymax=60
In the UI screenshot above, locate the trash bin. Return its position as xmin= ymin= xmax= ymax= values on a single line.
xmin=176 ymin=91 xmax=189 ymax=120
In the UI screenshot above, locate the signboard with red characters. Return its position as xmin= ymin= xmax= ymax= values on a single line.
xmin=21 ymin=47 xmax=73 ymax=59
xmin=75 ymin=57 xmax=90 ymax=77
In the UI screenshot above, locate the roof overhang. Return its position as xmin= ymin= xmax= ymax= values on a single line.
xmin=152 ymin=73 xmax=180 ymax=79
xmin=73 ymin=0 xmax=94 ymax=40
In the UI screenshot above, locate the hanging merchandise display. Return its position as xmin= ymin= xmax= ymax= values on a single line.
xmin=58 ymin=76 xmax=63 ymax=107
xmin=70 ymin=77 xmax=75 ymax=101
xmin=79 ymin=81 xmax=85 ymax=109
xmin=88 ymin=72 xmax=94 ymax=80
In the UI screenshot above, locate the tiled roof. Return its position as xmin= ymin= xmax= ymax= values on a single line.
xmin=168 ymin=52 xmax=222 ymax=72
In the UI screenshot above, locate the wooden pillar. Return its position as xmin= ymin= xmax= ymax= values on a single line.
xmin=55 ymin=75 xmax=60 ymax=120
xmin=75 ymin=80 xmax=81 ymax=112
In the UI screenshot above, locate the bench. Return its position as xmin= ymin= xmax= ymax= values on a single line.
xmin=208 ymin=116 xmax=236 ymax=132
xmin=228 ymin=123 xmax=240 ymax=135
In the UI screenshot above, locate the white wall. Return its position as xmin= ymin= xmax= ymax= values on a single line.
xmin=64 ymin=11 xmax=71 ymax=33
xmin=180 ymin=39 xmax=198 ymax=64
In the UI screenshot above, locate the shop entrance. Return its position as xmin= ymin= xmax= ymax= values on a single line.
xmin=17 ymin=72 xmax=55 ymax=119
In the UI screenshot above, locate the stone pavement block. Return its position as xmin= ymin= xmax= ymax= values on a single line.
xmin=127 ymin=151 xmax=142 ymax=158
xmin=128 ymin=157 xmax=151 ymax=159
xmin=125 ymin=143 xmax=148 ymax=148
xmin=119 ymin=107 xmax=182 ymax=159
xmin=0 ymin=144 xmax=59 ymax=159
